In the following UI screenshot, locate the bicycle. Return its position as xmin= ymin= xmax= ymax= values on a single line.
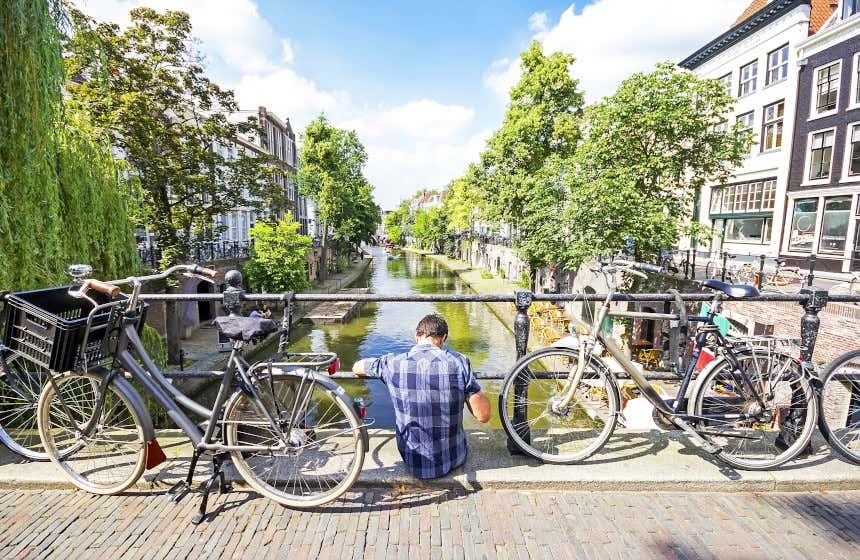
xmin=32 ymin=264 xmax=368 ymax=523
xmin=753 ymin=258 xmax=805 ymax=294
xmin=0 ymin=341 xmax=52 ymax=459
xmin=499 ymin=256 xmax=818 ymax=470
xmin=704 ymin=253 xmax=752 ymax=284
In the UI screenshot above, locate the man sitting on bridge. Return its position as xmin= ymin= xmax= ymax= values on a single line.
xmin=352 ymin=313 xmax=491 ymax=479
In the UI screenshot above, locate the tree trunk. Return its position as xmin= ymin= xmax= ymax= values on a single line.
xmin=530 ymin=269 xmax=537 ymax=293
xmin=320 ymin=222 xmax=329 ymax=281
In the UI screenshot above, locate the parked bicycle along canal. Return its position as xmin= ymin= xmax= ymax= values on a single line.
xmin=282 ymin=246 xmax=518 ymax=429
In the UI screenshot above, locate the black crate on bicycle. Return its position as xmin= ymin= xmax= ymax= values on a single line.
xmin=1 ymin=285 xmax=146 ymax=372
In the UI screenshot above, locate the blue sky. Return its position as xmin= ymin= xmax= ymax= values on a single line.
xmin=75 ymin=0 xmax=748 ymax=208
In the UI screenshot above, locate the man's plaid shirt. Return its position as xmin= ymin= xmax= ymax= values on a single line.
xmin=365 ymin=343 xmax=481 ymax=479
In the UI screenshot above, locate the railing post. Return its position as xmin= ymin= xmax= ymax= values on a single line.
xmin=757 ymin=254 xmax=766 ymax=288
xmin=684 ymin=249 xmax=691 ymax=279
xmin=507 ymin=289 xmax=533 ymax=454
xmin=720 ymin=251 xmax=728 ymax=282
xmin=690 ymin=251 xmax=696 ymax=280
xmin=807 ymin=254 xmax=817 ymax=287
xmin=223 ymin=269 xmax=245 ymax=316
xmin=798 ymin=285 xmax=828 ymax=362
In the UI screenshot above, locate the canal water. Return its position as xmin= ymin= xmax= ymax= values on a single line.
xmin=283 ymin=247 xmax=517 ymax=429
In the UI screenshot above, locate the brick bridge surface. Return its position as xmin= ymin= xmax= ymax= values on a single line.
xmin=1 ymin=488 xmax=858 ymax=559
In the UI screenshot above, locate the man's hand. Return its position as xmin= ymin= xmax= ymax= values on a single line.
xmin=352 ymin=359 xmax=367 ymax=376
xmin=467 ymin=392 xmax=491 ymax=423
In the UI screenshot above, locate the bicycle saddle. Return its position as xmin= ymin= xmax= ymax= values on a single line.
xmin=775 ymin=258 xmax=786 ymax=266
xmin=701 ymin=279 xmax=760 ymax=298
xmin=214 ymin=316 xmax=278 ymax=341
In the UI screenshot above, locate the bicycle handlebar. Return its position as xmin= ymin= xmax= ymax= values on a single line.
xmin=108 ymin=264 xmax=220 ymax=287
xmin=82 ymin=279 xmax=121 ymax=297
xmin=612 ymin=259 xmax=663 ymax=275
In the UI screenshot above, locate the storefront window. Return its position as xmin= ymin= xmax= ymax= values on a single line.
xmin=818 ymin=196 xmax=852 ymax=254
xmin=724 ymin=217 xmax=771 ymax=244
xmin=789 ymin=199 xmax=818 ymax=252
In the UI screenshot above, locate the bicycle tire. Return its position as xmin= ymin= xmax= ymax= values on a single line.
xmin=38 ymin=370 xmax=147 ymax=494
xmin=499 ymin=347 xmax=619 ymax=464
xmin=0 ymin=351 xmax=52 ymax=460
xmin=774 ymin=270 xmax=803 ymax=294
xmin=225 ymin=375 xmax=365 ymax=508
xmin=689 ymin=349 xmax=816 ymax=470
xmin=705 ymin=262 xmax=719 ymax=280
xmin=818 ymin=349 xmax=860 ymax=464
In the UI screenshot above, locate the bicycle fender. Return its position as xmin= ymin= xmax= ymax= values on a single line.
xmin=109 ymin=374 xmax=156 ymax=441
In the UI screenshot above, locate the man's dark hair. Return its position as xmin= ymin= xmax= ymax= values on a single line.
xmin=416 ymin=313 xmax=448 ymax=338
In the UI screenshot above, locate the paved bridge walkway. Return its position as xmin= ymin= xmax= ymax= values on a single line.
xmin=1 ymin=487 xmax=858 ymax=559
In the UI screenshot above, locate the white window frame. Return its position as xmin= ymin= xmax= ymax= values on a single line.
xmin=761 ymin=100 xmax=785 ymax=153
xmin=766 ymin=44 xmax=789 ymax=86
xmin=718 ymin=73 xmax=733 ymax=97
xmin=739 ymin=59 xmax=758 ymax=97
xmin=781 ymin=190 xmax=860 ymax=270
xmin=849 ymin=52 xmax=860 ymax=111
xmin=810 ymin=60 xmax=842 ymax=120
xmin=803 ymin=127 xmax=837 ymax=185
xmin=842 ymin=120 xmax=860 ymax=182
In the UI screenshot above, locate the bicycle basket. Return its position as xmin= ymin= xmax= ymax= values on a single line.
xmin=1 ymin=286 xmax=146 ymax=372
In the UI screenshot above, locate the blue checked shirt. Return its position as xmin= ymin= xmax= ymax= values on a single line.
xmin=365 ymin=343 xmax=482 ymax=479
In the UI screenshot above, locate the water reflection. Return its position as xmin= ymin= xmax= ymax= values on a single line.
xmin=285 ymin=248 xmax=517 ymax=428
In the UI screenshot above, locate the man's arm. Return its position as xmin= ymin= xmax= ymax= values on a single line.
xmin=466 ymin=392 xmax=491 ymax=423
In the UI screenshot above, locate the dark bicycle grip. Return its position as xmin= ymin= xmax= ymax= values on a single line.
xmin=84 ymin=279 xmax=121 ymax=297
xmin=634 ymin=262 xmax=663 ymax=274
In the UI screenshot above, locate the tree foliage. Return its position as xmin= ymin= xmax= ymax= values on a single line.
xmin=63 ymin=7 xmax=273 ymax=268
xmin=0 ymin=0 xmax=137 ymax=289
xmin=411 ymin=207 xmax=448 ymax=252
xmin=478 ymin=41 xmax=584 ymax=283
xmin=383 ymin=210 xmax=404 ymax=245
xmin=244 ymin=218 xmax=312 ymax=293
xmin=296 ymin=115 xmax=379 ymax=276
xmin=562 ymin=62 xmax=751 ymax=265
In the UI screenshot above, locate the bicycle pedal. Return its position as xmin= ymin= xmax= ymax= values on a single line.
xmin=167 ymin=481 xmax=189 ymax=502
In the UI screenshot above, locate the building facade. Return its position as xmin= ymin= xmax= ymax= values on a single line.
xmin=680 ymin=0 xmax=833 ymax=259
xmin=782 ymin=1 xmax=860 ymax=273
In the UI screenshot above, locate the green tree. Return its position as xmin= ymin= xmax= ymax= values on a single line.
xmin=480 ymin=41 xmax=585 ymax=288
xmin=0 ymin=0 xmax=137 ymax=289
xmin=563 ymin=62 xmax=751 ymax=266
xmin=383 ymin=210 xmax=405 ymax=245
xmin=297 ymin=115 xmax=379 ymax=277
xmin=412 ymin=207 xmax=447 ymax=252
xmin=63 ymin=7 xmax=273 ymax=266
xmin=444 ymin=164 xmax=484 ymax=233
xmin=244 ymin=218 xmax=312 ymax=293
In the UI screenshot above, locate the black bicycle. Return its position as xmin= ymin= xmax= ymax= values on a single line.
xmin=21 ymin=264 xmax=367 ymax=522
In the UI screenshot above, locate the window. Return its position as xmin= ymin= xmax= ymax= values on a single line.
xmin=724 ymin=217 xmax=772 ymax=243
xmin=789 ymin=199 xmax=819 ymax=252
xmin=844 ymin=0 xmax=860 ymax=19
xmin=850 ymin=124 xmax=860 ymax=176
xmin=762 ymin=180 xmax=776 ymax=210
xmin=737 ymin=111 xmax=754 ymax=133
xmin=809 ymin=130 xmax=835 ymax=180
xmin=819 ymin=196 xmax=852 ymax=253
xmin=816 ymin=62 xmax=841 ymax=114
xmin=714 ymin=119 xmax=729 ymax=133
xmin=718 ymin=73 xmax=732 ymax=97
xmin=766 ymin=45 xmax=789 ymax=85
xmin=739 ymin=60 xmax=758 ymax=96
xmin=762 ymin=101 xmax=784 ymax=151
xmin=709 ymin=179 xmax=777 ymax=215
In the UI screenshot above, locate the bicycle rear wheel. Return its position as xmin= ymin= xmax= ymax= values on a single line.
xmin=819 ymin=349 xmax=860 ymax=464
xmin=773 ymin=269 xmax=803 ymax=294
xmin=225 ymin=375 xmax=365 ymax=508
xmin=37 ymin=371 xmax=147 ymax=494
xmin=0 ymin=350 xmax=51 ymax=460
xmin=690 ymin=349 xmax=816 ymax=470
xmin=499 ymin=347 xmax=619 ymax=464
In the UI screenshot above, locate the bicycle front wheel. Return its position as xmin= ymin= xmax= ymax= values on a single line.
xmin=225 ymin=375 xmax=365 ymax=508
xmin=690 ymin=350 xmax=816 ymax=470
xmin=0 ymin=351 xmax=52 ymax=460
xmin=773 ymin=269 xmax=803 ymax=294
xmin=37 ymin=371 xmax=147 ymax=494
xmin=819 ymin=349 xmax=860 ymax=464
xmin=499 ymin=347 xmax=619 ymax=464
xmin=705 ymin=262 xmax=720 ymax=280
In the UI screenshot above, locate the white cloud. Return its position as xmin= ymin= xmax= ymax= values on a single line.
xmin=486 ymin=0 xmax=750 ymax=103
xmin=71 ymin=0 xmax=484 ymax=209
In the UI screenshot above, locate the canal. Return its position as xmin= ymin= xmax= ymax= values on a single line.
xmin=283 ymin=247 xmax=518 ymax=429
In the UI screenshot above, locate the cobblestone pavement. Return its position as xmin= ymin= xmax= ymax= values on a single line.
xmin=0 ymin=487 xmax=858 ymax=559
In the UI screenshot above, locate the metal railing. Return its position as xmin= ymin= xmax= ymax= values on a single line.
xmin=138 ymin=241 xmax=253 ymax=267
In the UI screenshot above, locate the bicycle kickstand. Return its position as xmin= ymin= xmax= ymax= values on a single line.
xmin=167 ymin=447 xmax=203 ymax=503
xmin=192 ymin=453 xmax=232 ymax=525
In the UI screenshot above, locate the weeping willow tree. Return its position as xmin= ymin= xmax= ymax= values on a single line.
xmin=0 ymin=0 xmax=137 ymax=290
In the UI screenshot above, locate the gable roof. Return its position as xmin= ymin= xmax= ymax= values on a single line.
xmin=733 ymin=0 xmax=835 ymax=33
